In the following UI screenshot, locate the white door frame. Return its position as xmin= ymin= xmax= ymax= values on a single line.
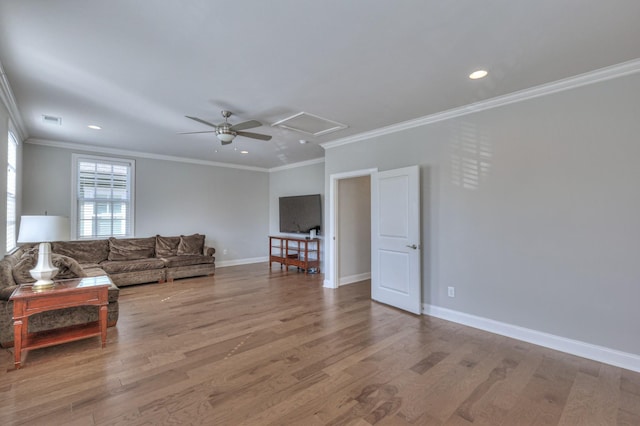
xmin=325 ymin=168 xmax=378 ymax=289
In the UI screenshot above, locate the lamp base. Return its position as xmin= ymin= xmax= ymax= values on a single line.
xmin=31 ymin=279 xmax=56 ymax=291
xmin=29 ymin=242 xmax=59 ymax=291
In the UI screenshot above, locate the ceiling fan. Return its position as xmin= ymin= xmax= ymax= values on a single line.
xmin=181 ymin=110 xmax=272 ymax=145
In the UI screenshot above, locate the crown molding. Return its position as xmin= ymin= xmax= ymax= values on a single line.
xmin=321 ymin=58 xmax=640 ymax=150
xmin=26 ymin=138 xmax=271 ymax=172
xmin=0 ymin=60 xmax=28 ymax=141
xmin=269 ymin=157 xmax=324 ymax=173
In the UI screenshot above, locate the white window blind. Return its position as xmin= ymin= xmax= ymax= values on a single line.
xmin=73 ymin=155 xmax=135 ymax=239
xmin=6 ymin=131 xmax=17 ymax=251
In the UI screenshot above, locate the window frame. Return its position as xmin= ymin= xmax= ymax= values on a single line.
xmin=6 ymin=130 xmax=18 ymax=252
xmin=71 ymin=153 xmax=135 ymax=240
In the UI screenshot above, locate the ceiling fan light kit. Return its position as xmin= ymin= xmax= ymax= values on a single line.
xmin=217 ymin=130 xmax=235 ymax=144
xmin=183 ymin=110 xmax=272 ymax=145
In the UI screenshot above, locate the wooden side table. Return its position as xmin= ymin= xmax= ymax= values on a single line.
xmin=269 ymin=236 xmax=320 ymax=274
xmin=10 ymin=275 xmax=112 ymax=369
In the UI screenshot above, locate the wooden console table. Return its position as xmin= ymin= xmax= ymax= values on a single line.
xmin=10 ymin=275 xmax=112 ymax=369
xmin=269 ymin=236 xmax=320 ymax=274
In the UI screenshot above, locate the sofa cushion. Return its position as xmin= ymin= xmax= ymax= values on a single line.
xmin=106 ymin=282 xmax=120 ymax=303
xmin=82 ymin=266 xmax=107 ymax=276
xmin=12 ymin=252 xmax=87 ymax=284
xmin=0 ymin=258 xmax=17 ymax=289
xmin=52 ymin=240 xmax=109 ymax=264
xmin=0 ymin=284 xmax=18 ymax=301
xmin=79 ymin=263 xmax=103 ymax=270
xmin=108 ymin=237 xmax=156 ymax=261
xmin=156 ymin=235 xmax=180 ymax=257
xmin=177 ymin=234 xmax=205 ymax=255
xmin=100 ymin=257 xmax=165 ymax=274
xmin=161 ymin=255 xmax=215 ymax=268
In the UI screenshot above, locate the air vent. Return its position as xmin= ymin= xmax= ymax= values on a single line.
xmin=271 ymin=112 xmax=347 ymax=136
xmin=42 ymin=114 xmax=62 ymax=125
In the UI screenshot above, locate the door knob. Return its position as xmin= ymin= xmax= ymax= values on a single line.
xmin=406 ymin=244 xmax=418 ymax=250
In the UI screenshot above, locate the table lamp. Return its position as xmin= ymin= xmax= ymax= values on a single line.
xmin=17 ymin=215 xmax=70 ymax=289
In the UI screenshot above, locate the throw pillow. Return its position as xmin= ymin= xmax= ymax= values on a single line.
xmin=54 ymin=254 xmax=88 ymax=279
xmin=12 ymin=251 xmax=87 ymax=284
xmin=177 ymin=234 xmax=205 ymax=255
xmin=156 ymin=235 xmax=180 ymax=257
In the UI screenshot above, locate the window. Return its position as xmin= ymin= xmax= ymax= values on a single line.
xmin=72 ymin=154 xmax=135 ymax=239
xmin=6 ymin=131 xmax=17 ymax=251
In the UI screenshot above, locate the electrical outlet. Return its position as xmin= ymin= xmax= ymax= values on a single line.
xmin=223 ymin=249 xmax=228 ymax=255
xmin=447 ymin=286 xmax=455 ymax=298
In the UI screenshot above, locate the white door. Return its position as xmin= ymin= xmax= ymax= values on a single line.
xmin=371 ymin=165 xmax=421 ymax=314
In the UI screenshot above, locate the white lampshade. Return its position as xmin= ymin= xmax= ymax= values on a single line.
xmin=17 ymin=215 xmax=70 ymax=243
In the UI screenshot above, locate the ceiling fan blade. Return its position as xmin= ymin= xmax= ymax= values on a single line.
xmin=185 ymin=116 xmax=219 ymax=129
xmin=178 ymin=130 xmax=216 ymax=134
xmin=230 ymin=120 xmax=261 ymax=131
xmin=236 ymin=131 xmax=272 ymax=141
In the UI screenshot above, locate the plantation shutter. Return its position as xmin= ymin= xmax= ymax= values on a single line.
xmin=76 ymin=157 xmax=134 ymax=239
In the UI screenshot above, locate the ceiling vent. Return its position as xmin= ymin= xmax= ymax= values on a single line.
xmin=42 ymin=114 xmax=62 ymax=125
xmin=271 ymin=112 xmax=347 ymax=136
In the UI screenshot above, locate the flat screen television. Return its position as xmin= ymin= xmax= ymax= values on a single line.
xmin=279 ymin=194 xmax=322 ymax=234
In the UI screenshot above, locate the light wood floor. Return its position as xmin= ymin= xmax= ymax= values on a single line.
xmin=1 ymin=263 xmax=639 ymax=425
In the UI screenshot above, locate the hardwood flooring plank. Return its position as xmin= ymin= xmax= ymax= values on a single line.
xmin=498 ymin=353 xmax=579 ymax=425
xmin=557 ymin=368 xmax=619 ymax=425
xmin=0 ymin=263 xmax=637 ymax=425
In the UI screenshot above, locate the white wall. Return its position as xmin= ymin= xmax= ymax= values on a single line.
xmin=22 ymin=143 xmax=269 ymax=263
xmin=324 ymin=72 xmax=640 ymax=356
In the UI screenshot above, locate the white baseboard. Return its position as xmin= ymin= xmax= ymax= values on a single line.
xmin=339 ymin=272 xmax=371 ymax=286
xmin=216 ymin=256 xmax=268 ymax=268
xmin=423 ymin=304 xmax=640 ymax=373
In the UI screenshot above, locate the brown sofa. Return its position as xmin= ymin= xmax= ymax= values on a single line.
xmin=0 ymin=233 xmax=215 ymax=347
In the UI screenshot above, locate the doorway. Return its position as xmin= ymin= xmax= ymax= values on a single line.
xmin=337 ymin=175 xmax=371 ymax=286
xmin=326 ymin=168 xmax=377 ymax=289
xmin=326 ymin=166 xmax=422 ymax=315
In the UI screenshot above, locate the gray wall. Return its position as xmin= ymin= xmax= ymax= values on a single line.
xmin=268 ymin=161 xmax=325 ymax=236
xmin=22 ymin=143 xmax=269 ymax=262
xmin=268 ymin=161 xmax=325 ymax=271
xmin=324 ymin=72 xmax=640 ymax=355
xmin=338 ymin=175 xmax=371 ymax=283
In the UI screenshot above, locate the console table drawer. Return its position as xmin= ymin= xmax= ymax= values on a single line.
xmin=24 ymin=290 xmax=102 ymax=312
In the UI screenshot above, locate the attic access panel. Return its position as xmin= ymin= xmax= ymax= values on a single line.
xmin=271 ymin=112 xmax=348 ymax=136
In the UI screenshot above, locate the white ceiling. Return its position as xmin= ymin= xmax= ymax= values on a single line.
xmin=1 ymin=1 xmax=639 ymax=170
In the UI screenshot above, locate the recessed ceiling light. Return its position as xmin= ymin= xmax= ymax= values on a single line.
xmin=240 ymin=150 xmax=249 ymax=154
xmin=469 ymin=70 xmax=488 ymax=80
xmin=299 ymin=139 xmax=308 ymax=144
xmin=88 ymin=125 xmax=102 ymax=130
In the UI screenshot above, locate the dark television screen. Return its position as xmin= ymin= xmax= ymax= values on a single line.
xmin=279 ymin=194 xmax=322 ymax=234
